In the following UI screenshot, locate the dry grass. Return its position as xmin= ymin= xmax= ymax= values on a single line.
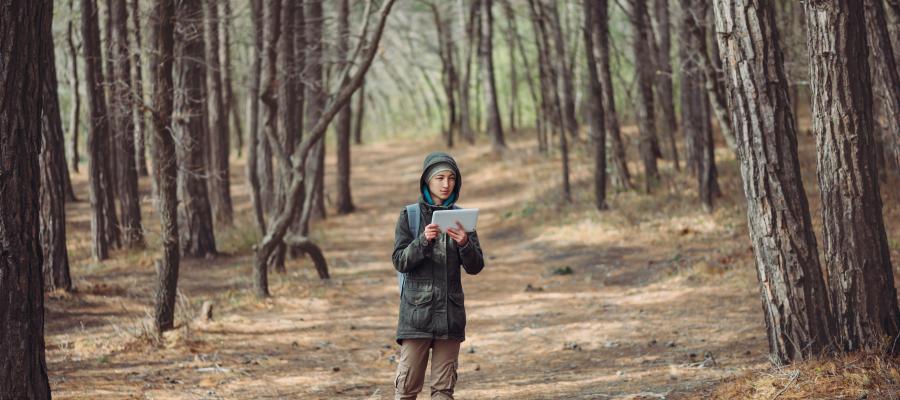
xmin=684 ymin=354 xmax=900 ymax=400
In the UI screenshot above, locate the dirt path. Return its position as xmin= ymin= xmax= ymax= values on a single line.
xmin=47 ymin=133 xmax=897 ymax=399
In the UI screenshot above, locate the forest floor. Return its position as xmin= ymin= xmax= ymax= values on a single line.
xmin=46 ymin=125 xmax=900 ymax=399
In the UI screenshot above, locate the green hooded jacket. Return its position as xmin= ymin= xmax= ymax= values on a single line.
xmin=392 ymin=152 xmax=485 ymax=344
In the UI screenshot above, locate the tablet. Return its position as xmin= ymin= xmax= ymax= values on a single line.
xmin=432 ymin=208 xmax=479 ymax=233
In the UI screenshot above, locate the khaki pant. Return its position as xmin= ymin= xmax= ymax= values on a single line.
xmin=394 ymin=339 xmax=461 ymax=400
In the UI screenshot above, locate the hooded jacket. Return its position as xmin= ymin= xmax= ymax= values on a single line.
xmin=392 ymin=152 xmax=485 ymax=343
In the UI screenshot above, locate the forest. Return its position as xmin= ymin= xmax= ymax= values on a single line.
xmin=1 ymin=0 xmax=900 ymax=398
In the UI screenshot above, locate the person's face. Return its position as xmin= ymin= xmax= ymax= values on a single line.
xmin=428 ymin=171 xmax=456 ymax=204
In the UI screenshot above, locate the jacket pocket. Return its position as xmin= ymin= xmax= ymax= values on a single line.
xmin=447 ymin=292 xmax=467 ymax=334
xmin=402 ymin=286 xmax=434 ymax=330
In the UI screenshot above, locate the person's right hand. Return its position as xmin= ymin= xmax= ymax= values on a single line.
xmin=424 ymin=223 xmax=441 ymax=242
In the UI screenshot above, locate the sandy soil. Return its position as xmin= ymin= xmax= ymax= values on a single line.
xmin=45 ymin=129 xmax=900 ymax=399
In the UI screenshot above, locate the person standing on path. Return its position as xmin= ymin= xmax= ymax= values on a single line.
xmin=392 ymin=152 xmax=485 ymax=399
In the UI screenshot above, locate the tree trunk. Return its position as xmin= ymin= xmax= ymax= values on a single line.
xmin=305 ymin=0 xmax=327 ymax=222
xmin=353 ymin=80 xmax=365 ymax=145
xmin=259 ymin=0 xmax=279 ymax=213
xmin=804 ymin=0 xmax=900 ymax=353
xmin=205 ymin=0 xmax=233 ymax=226
xmin=131 ymin=0 xmax=149 ymax=176
xmin=175 ymin=0 xmax=217 ymax=258
xmin=481 ymin=0 xmax=506 ymax=151
xmin=335 ymin=0 xmax=355 ymax=214
xmin=507 ymin=0 xmax=543 ymax=149
xmin=247 ymin=0 xmax=267 ymax=234
xmin=700 ymin=19 xmax=737 ymax=153
xmin=583 ymin=0 xmax=607 ymax=210
xmin=457 ymin=0 xmax=479 ymax=144
xmin=528 ymin=0 xmax=555 ymax=154
xmin=548 ymin=1 xmax=579 ymax=143
xmin=68 ymin=0 xmax=82 ymax=174
xmin=220 ymin=0 xmax=243 ymax=158
xmin=83 ymin=0 xmax=121 ymax=260
xmin=713 ymin=0 xmax=834 ymax=364
xmin=632 ymin=0 xmax=661 ymax=192
xmin=501 ymin=0 xmax=518 ymax=133
xmin=150 ymin=0 xmax=180 ymax=334
xmin=594 ymin=0 xmax=631 ymax=190
xmin=41 ymin=23 xmax=74 ymax=292
xmin=864 ymin=0 xmax=900 ymax=171
xmin=0 ymin=3 xmax=53 ymax=396
xmin=431 ymin=3 xmax=457 ymax=148
xmin=652 ymin=0 xmax=679 ymax=170
xmin=112 ymin=0 xmax=145 ymax=248
xmin=104 ymin=0 xmax=120 ymax=199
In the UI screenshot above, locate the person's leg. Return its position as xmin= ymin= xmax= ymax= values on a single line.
xmin=429 ymin=339 xmax=461 ymax=399
xmin=394 ymin=339 xmax=431 ymax=400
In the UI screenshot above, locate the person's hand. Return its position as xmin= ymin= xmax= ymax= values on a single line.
xmin=424 ymin=223 xmax=441 ymax=242
xmin=447 ymin=221 xmax=468 ymax=247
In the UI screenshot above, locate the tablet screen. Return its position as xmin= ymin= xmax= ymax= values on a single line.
xmin=432 ymin=209 xmax=479 ymax=233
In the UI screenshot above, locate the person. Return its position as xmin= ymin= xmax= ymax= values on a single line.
xmin=391 ymin=152 xmax=485 ymax=399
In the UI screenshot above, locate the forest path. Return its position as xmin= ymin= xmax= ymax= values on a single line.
xmin=48 ymin=133 xmax=775 ymax=399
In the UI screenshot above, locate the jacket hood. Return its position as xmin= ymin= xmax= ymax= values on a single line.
xmin=419 ymin=152 xmax=462 ymax=207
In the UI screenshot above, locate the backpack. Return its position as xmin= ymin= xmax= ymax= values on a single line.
xmin=397 ymin=203 xmax=458 ymax=296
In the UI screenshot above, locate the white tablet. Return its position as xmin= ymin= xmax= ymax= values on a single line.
xmin=432 ymin=208 xmax=479 ymax=233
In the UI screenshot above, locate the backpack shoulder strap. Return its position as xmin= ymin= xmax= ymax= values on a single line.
xmin=399 ymin=204 xmax=420 ymax=295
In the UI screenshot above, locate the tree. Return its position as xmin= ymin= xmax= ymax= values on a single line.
xmin=205 ymin=0 xmax=233 ymax=225
xmin=0 ymin=1 xmax=53 ymax=397
xmin=652 ymin=0 xmax=679 ymax=170
xmin=112 ymin=0 xmax=145 ymax=248
xmin=41 ymin=19 xmax=74 ymax=292
xmin=175 ymin=0 xmax=217 ymax=258
xmin=713 ymin=0 xmax=834 ymax=364
xmin=149 ymin=0 xmax=180 ymax=334
xmin=547 ymin=1 xmax=578 ymax=142
xmin=83 ymin=0 xmax=121 ymax=260
xmin=305 ymin=0 xmax=326 ymax=222
xmin=253 ymin=0 xmax=397 ymax=298
xmin=430 ymin=2 xmax=458 ymax=148
xmin=594 ymin=0 xmax=631 ymax=190
xmin=220 ymin=0 xmax=244 ymax=158
xmin=335 ymin=0 xmax=355 ymax=214
xmin=480 ymin=0 xmax=505 ymax=151
xmin=131 ymin=0 xmax=149 ymax=176
xmin=678 ymin=0 xmax=717 ymax=208
xmin=864 ymin=0 xmax=900 ymax=171
xmin=500 ymin=0 xmax=518 ymax=132
xmin=68 ymin=0 xmax=82 ymax=174
xmin=583 ymin=0 xmax=607 ymax=211
xmin=259 ymin=0 xmax=279 ymax=214
xmin=247 ymin=0 xmax=267 ymax=234
xmin=804 ymin=0 xmax=900 ymax=352
xmin=353 ymin=81 xmax=365 ymax=145
xmin=631 ymin=0 xmax=661 ymax=192
xmin=457 ymin=0 xmax=479 ymax=144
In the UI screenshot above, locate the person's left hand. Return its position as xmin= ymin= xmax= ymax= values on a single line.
xmin=447 ymin=221 xmax=468 ymax=247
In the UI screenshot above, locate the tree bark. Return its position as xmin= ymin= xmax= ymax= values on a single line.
xmin=220 ymin=0 xmax=244 ymax=158
xmin=259 ymin=0 xmax=279 ymax=213
xmin=112 ymin=0 xmax=145 ymax=248
xmin=804 ymin=0 xmax=900 ymax=353
xmin=335 ymin=0 xmax=355 ymax=214
xmin=481 ymin=0 xmax=506 ymax=151
xmin=104 ymin=0 xmax=120 ymax=199
xmin=547 ymin=1 xmax=579 ymax=143
xmin=353 ymin=80 xmax=365 ymax=145
xmin=679 ymin=0 xmax=717 ymax=209
xmin=500 ymin=0 xmax=518 ymax=133
xmin=68 ymin=0 xmax=82 ymax=174
xmin=583 ymin=0 xmax=607 ymax=210
xmin=527 ymin=0 xmax=556 ymax=154
xmin=305 ymin=0 xmax=327 ymax=222
xmin=131 ymin=0 xmax=149 ymax=176
xmin=507 ymin=0 xmax=543 ymax=149
xmin=150 ymin=0 xmax=180 ymax=334
xmin=175 ymin=0 xmax=217 ymax=258
xmin=205 ymin=0 xmax=233 ymax=226
xmin=864 ymin=0 xmax=900 ymax=171
xmin=457 ymin=0 xmax=480 ymax=144
xmin=0 ymin=3 xmax=53 ymax=396
xmin=431 ymin=2 xmax=457 ymax=148
xmin=632 ymin=0 xmax=661 ymax=192
xmin=714 ymin=0 xmax=834 ymax=364
xmin=247 ymin=0 xmax=266 ymax=235
xmin=652 ymin=0 xmax=679 ymax=170
xmin=83 ymin=0 xmax=121 ymax=260
xmin=41 ymin=22 xmax=74 ymax=292
xmin=594 ymin=0 xmax=631 ymax=190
